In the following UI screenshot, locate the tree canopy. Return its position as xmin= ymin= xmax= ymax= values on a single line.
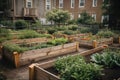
xmin=46 ymin=9 xmax=70 ymax=26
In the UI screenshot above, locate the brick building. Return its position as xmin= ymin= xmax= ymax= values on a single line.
xmin=7 ymin=0 xmax=104 ymax=24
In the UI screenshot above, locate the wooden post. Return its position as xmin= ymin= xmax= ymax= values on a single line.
xmin=29 ymin=64 xmax=37 ymax=80
xmin=76 ymin=42 xmax=79 ymax=51
xmin=13 ymin=52 xmax=19 ymax=68
xmin=93 ymin=40 xmax=97 ymax=48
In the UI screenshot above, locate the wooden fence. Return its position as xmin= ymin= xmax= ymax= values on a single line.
xmin=29 ymin=45 xmax=108 ymax=80
xmin=1 ymin=42 xmax=79 ymax=68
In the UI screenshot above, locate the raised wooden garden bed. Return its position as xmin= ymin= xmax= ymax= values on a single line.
xmin=1 ymin=42 xmax=79 ymax=68
xmin=3 ymin=37 xmax=52 ymax=45
xmin=29 ymin=45 xmax=108 ymax=80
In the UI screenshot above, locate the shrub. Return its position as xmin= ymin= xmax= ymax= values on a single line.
xmin=63 ymin=30 xmax=74 ymax=35
xmin=91 ymin=49 xmax=120 ymax=68
xmin=15 ymin=20 xmax=28 ymax=29
xmin=0 ymin=20 xmax=14 ymax=28
xmin=68 ymin=25 xmax=78 ymax=31
xmin=55 ymin=55 xmax=103 ymax=80
xmin=67 ymin=19 xmax=77 ymax=25
xmin=47 ymin=28 xmax=57 ymax=34
xmin=79 ymin=27 xmax=91 ymax=33
xmin=18 ymin=30 xmax=40 ymax=39
xmin=97 ymin=29 xmax=114 ymax=38
xmin=31 ymin=20 xmax=42 ymax=30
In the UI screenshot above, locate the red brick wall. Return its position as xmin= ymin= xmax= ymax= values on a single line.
xmin=55 ymin=0 xmax=103 ymax=23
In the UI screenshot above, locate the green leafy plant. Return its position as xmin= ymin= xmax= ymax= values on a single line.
xmin=55 ymin=55 xmax=103 ymax=80
xmin=15 ymin=20 xmax=28 ymax=29
xmin=47 ymin=38 xmax=68 ymax=46
xmin=97 ymin=29 xmax=114 ymax=38
xmin=47 ymin=28 xmax=57 ymax=34
xmin=68 ymin=25 xmax=78 ymax=31
xmin=3 ymin=43 xmax=28 ymax=53
xmin=91 ymin=49 xmax=120 ymax=68
xmin=18 ymin=30 xmax=40 ymax=39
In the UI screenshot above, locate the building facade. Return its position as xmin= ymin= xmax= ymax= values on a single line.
xmin=8 ymin=0 xmax=104 ymax=23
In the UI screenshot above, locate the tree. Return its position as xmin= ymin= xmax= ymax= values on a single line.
xmin=46 ymin=9 xmax=70 ymax=26
xmin=77 ymin=12 xmax=95 ymax=24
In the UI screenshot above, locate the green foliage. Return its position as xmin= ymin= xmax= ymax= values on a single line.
xmin=97 ymin=29 xmax=114 ymax=38
xmin=0 ymin=20 xmax=14 ymax=28
xmin=18 ymin=30 xmax=40 ymax=39
xmin=91 ymin=49 xmax=120 ymax=68
xmin=3 ymin=43 xmax=28 ymax=53
xmin=31 ymin=20 xmax=42 ymax=29
xmin=46 ymin=9 xmax=70 ymax=25
xmin=47 ymin=38 xmax=68 ymax=46
xmin=15 ymin=20 xmax=28 ymax=29
xmin=79 ymin=27 xmax=91 ymax=33
xmin=47 ymin=28 xmax=57 ymax=34
xmin=63 ymin=30 xmax=75 ymax=35
xmin=77 ymin=12 xmax=95 ymax=24
xmin=67 ymin=19 xmax=77 ymax=25
xmin=68 ymin=25 xmax=78 ymax=31
xmin=55 ymin=55 xmax=103 ymax=80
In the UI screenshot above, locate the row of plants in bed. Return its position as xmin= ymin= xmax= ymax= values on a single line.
xmin=44 ymin=48 xmax=120 ymax=80
xmin=2 ymin=38 xmax=68 ymax=53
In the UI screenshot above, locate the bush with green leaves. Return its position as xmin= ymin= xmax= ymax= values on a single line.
xmin=31 ymin=20 xmax=42 ymax=30
xmin=55 ymin=55 xmax=103 ymax=80
xmin=47 ymin=38 xmax=68 ymax=46
xmin=18 ymin=30 xmax=40 ymax=39
xmin=0 ymin=20 xmax=14 ymax=28
xmin=47 ymin=28 xmax=57 ymax=34
xmin=77 ymin=12 xmax=95 ymax=25
xmin=15 ymin=20 xmax=28 ymax=29
xmin=79 ymin=27 xmax=91 ymax=33
xmin=67 ymin=19 xmax=77 ymax=25
xmin=97 ymin=29 xmax=114 ymax=38
xmin=68 ymin=25 xmax=78 ymax=31
xmin=63 ymin=30 xmax=75 ymax=35
xmin=91 ymin=49 xmax=120 ymax=68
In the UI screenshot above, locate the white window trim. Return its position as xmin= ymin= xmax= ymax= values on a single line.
xmin=79 ymin=0 xmax=85 ymax=8
xmin=92 ymin=13 xmax=96 ymax=21
xmin=92 ymin=0 xmax=97 ymax=7
xmin=46 ymin=0 xmax=51 ymax=10
xmin=78 ymin=13 xmax=81 ymax=18
xmin=59 ymin=0 xmax=63 ymax=8
xmin=71 ymin=0 xmax=75 ymax=8
xmin=26 ymin=0 xmax=33 ymax=8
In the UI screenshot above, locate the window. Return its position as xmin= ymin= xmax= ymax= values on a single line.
xmin=93 ymin=0 xmax=97 ymax=7
xmin=71 ymin=0 xmax=75 ymax=8
xmin=101 ymin=15 xmax=109 ymax=23
xmin=46 ymin=0 xmax=51 ymax=10
xmin=70 ymin=13 xmax=74 ymax=20
xmin=79 ymin=0 xmax=85 ymax=7
xmin=26 ymin=0 xmax=32 ymax=8
xmin=78 ymin=14 xmax=81 ymax=18
xmin=92 ymin=13 xmax=96 ymax=21
xmin=59 ymin=0 xmax=63 ymax=8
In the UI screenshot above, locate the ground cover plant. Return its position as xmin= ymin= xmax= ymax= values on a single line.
xmin=55 ymin=55 xmax=103 ymax=80
xmin=91 ymin=48 xmax=120 ymax=68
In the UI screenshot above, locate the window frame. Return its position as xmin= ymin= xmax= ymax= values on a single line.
xmin=46 ymin=0 xmax=51 ymax=10
xmin=92 ymin=0 xmax=97 ymax=7
xmin=92 ymin=13 xmax=97 ymax=21
xmin=59 ymin=0 xmax=63 ymax=8
xmin=26 ymin=0 xmax=33 ymax=8
xmin=79 ymin=0 xmax=85 ymax=8
xmin=71 ymin=0 xmax=75 ymax=8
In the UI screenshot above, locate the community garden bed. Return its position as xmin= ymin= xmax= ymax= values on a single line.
xmin=1 ymin=37 xmax=79 ymax=67
xmin=29 ymin=45 xmax=108 ymax=80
